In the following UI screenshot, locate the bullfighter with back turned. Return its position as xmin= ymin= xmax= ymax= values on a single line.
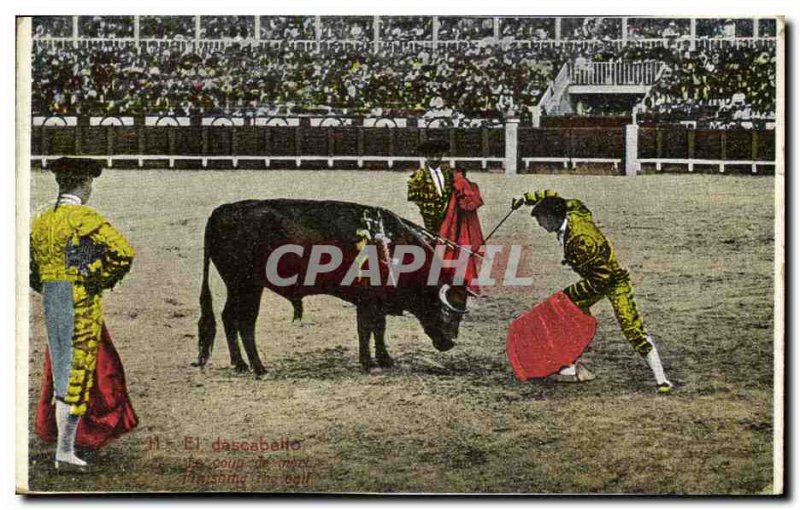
xmin=29 ymin=158 xmax=139 ymax=472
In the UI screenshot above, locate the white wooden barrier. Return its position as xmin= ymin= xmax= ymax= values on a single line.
xmin=32 ymin=154 xmax=505 ymax=170
xmin=638 ymin=158 xmax=775 ymax=174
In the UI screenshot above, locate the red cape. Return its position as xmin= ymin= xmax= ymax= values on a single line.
xmin=507 ymin=292 xmax=597 ymax=380
xmin=35 ymin=325 xmax=138 ymax=449
xmin=438 ymin=171 xmax=485 ymax=292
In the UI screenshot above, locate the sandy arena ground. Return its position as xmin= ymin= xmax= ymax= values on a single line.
xmin=24 ymin=170 xmax=776 ymax=493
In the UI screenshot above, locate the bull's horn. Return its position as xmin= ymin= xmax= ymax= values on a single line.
xmin=439 ymin=284 xmax=467 ymax=314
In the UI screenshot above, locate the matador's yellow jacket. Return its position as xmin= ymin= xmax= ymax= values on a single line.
xmin=560 ymin=199 xmax=629 ymax=303
xmin=30 ymin=204 xmax=135 ymax=415
xmin=407 ymin=163 xmax=454 ymax=232
xmin=559 ymin=199 xmax=653 ymax=356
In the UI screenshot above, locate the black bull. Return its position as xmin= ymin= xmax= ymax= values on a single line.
xmin=197 ymin=199 xmax=469 ymax=376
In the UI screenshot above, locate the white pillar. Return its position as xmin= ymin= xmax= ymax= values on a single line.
xmin=432 ymin=16 xmax=439 ymax=52
xmin=373 ymin=16 xmax=380 ymax=54
xmin=194 ymin=16 xmax=201 ymax=42
xmin=622 ymin=17 xmax=628 ymax=43
xmin=690 ymin=18 xmax=696 ymax=51
xmin=255 ymin=16 xmax=261 ymax=40
xmin=625 ymin=124 xmax=640 ymax=176
xmin=530 ymin=105 xmax=541 ymax=128
xmin=72 ymin=15 xmax=78 ymax=47
xmin=754 ymin=18 xmax=760 ymax=39
xmin=315 ymin=16 xmax=321 ymax=41
xmin=555 ymin=17 xmax=561 ymax=41
xmin=134 ymin=15 xmax=140 ymax=42
xmin=493 ymin=16 xmax=500 ymax=43
xmin=505 ymin=117 xmax=520 ymax=175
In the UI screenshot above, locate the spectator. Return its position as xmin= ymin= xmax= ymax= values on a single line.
xmin=641 ymin=44 xmax=775 ymax=123
xmin=78 ymin=16 xmax=134 ymax=39
xmin=260 ymin=16 xmax=315 ymax=40
xmin=381 ymin=16 xmax=432 ymax=41
xmin=439 ymin=17 xmax=494 ymax=40
xmin=321 ymin=17 xmax=372 ymax=41
xmin=33 ymin=16 xmax=72 ymax=38
xmin=140 ymin=16 xmax=194 ymax=40
xmin=500 ymin=17 xmax=554 ymax=40
xmin=200 ymin=16 xmax=254 ymax=39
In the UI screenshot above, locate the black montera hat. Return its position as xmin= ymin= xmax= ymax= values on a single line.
xmin=418 ymin=139 xmax=450 ymax=154
xmin=48 ymin=157 xmax=103 ymax=178
xmin=531 ymin=195 xmax=567 ymax=219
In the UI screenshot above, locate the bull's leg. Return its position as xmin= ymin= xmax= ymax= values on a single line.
xmin=373 ymin=314 xmax=394 ymax=368
xmin=290 ymin=297 xmax=303 ymax=323
xmin=237 ymin=286 xmax=267 ymax=377
xmin=355 ymin=304 xmax=374 ymax=372
xmin=222 ymin=289 xmax=248 ymax=372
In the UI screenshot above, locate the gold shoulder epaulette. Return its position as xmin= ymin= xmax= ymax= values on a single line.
xmin=65 ymin=206 xmax=107 ymax=236
xmin=566 ymin=200 xmax=593 ymax=222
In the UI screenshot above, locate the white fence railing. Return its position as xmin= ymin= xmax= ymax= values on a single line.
xmin=29 ymin=115 xmax=506 ymax=129
xmin=30 ymin=155 xmax=775 ymax=175
xmin=638 ymin=158 xmax=775 ymax=174
xmin=32 ymin=36 xmax=777 ymax=53
xmin=537 ymin=60 xmax=666 ymax=120
xmin=30 ymin=154 xmax=506 ymax=171
xmin=568 ymin=61 xmax=665 ymax=86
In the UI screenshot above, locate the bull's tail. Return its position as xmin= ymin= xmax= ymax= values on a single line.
xmin=196 ymin=219 xmax=217 ymax=367
xmin=290 ymin=297 xmax=303 ymax=322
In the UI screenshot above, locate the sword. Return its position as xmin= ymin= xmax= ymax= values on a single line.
xmin=398 ymin=218 xmax=485 ymax=261
xmin=482 ymin=198 xmax=525 ymax=244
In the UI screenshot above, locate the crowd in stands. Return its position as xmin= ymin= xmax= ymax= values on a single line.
xmin=78 ymin=16 xmax=134 ymax=39
xmin=33 ymin=16 xmax=72 ymax=38
xmin=33 ymin=16 xmax=779 ymax=42
xmin=30 ymin=16 xmax=776 ymax=125
xmin=627 ymin=18 xmax=690 ymax=40
xmin=140 ymin=16 xmax=195 ymax=40
xmin=758 ymin=18 xmax=777 ymax=37
xmin=200 ymin=16 xmax=254 ymax=39
xmin=634 ymin=45 xmax=776 ymax=124
xmin=380 ymin=17 xmax=432 ymax=41
xmin=562 ymin=17 xmax=622 ymax=41
xmin=260 ymin=16 xmax=315 ymax=40
xmin=438 ymin=17 xmax=494 ymax=40
xmin=696 ymin=19 xmax=745 ymax=38
xmin=499 ymin=18 xmax=552 ymax=40
xmin=319 ymin=17 xmax=373 ymax=41
xmin=31 ymin=42 xmax=553 ymax=119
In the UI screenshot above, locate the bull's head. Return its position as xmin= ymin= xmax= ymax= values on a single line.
xmin=413 ymin=283 xmax=469 ymax=352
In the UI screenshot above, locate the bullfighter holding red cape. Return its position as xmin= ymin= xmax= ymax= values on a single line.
xmin=437 ymin=168 xmax=485 ymax=295
xmin=30 ymin=158 xmax=138 ymax=472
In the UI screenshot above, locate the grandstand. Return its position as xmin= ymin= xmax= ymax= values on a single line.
xmin=30 ymin=16 xmax=779 ymax=175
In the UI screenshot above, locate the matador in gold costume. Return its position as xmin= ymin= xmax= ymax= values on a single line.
xmin=30 ymin=158 xmax=136 ymax=471
xmin=407 ymin=139 xmax=454 ymax=232
xmin=521 ymin=190 xmax=673 ymax=393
